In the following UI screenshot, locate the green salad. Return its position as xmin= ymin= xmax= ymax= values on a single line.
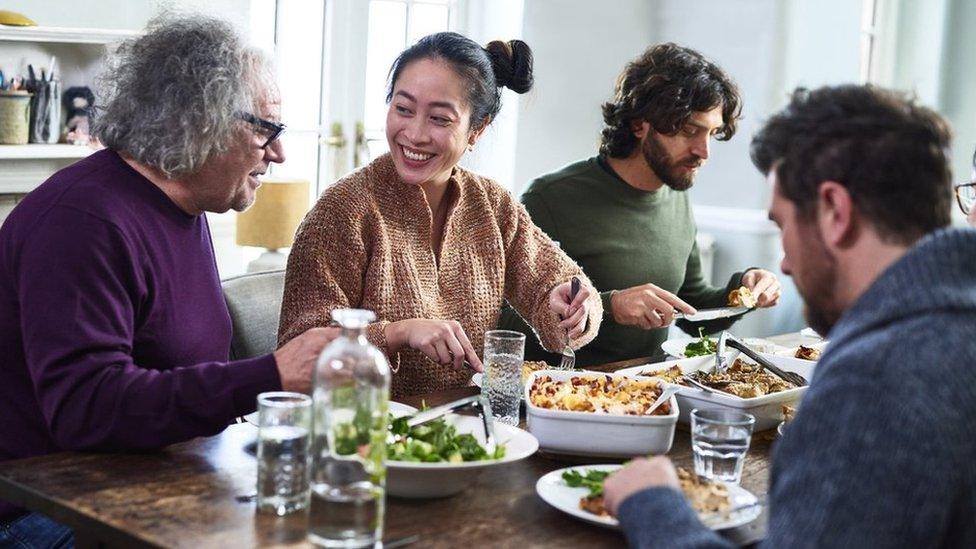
xmin=387 ymin=413 xmax=506 ymax=463
xmin=684 ymin=327 xmax=717 ymax=357
xmin=562 ymin=469 xmax=610 ymax=497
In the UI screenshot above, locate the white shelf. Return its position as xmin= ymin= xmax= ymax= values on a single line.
xmin=0 ymin=144 xmax=97 ymax=160
xmin=0 ymin=25 xmax=139 ymax=45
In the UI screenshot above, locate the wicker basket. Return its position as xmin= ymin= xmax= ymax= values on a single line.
xmin=0 ymin=91 xmax=32 ymax=144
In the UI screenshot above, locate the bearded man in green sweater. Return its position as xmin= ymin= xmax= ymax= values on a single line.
xmin=499 ymin=43 xmax=780 ymax=367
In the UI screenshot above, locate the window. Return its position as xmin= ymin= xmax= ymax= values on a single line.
xmin=859 ymin=0 xmax=881 ymax=83
xmin=362 ymin=1 xmax=458 ymax=160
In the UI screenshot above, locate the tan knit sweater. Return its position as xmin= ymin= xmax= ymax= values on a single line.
xmin=278 ymin=154 xmax=602 ymax=398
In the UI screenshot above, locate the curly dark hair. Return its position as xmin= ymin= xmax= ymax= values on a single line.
xmin=386 ymin=32 xmax=533 ymax=131
xmin=599 ymin=43 xmax=741 ymax=158
xmin=751 ymin=85 xmax=952 ymax=245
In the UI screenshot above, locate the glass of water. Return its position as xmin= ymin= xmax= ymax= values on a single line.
xmin=691 ymin=408 xmax=755 ymax=485
xmin=256 ymin=391 xmax=312 ymax=516
xmin=483 ymin=330 xmax=525 ymax=426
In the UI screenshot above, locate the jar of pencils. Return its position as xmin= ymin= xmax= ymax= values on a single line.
xmin=0 ymin=91 xmax=32 ymax=144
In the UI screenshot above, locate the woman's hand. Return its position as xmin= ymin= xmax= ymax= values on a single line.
xmin=385 ymin=319 xmax=483 ymax=372
xmin=548 ymin=279 xmax=591 ymax=339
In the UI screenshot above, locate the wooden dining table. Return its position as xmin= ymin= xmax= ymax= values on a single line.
xmin=0 ymin=355 xmax=785 ymax=548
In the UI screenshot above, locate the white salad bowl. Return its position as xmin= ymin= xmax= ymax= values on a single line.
xmin=385 ymin=403 xmax=539 ymax=498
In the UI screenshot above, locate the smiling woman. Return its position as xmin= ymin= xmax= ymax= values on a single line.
xmin=278 ymin=32 xmax=604 ymax=398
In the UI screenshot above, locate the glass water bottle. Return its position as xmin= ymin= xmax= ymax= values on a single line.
xmin=307 ymin=309 xmax=391 ymax=548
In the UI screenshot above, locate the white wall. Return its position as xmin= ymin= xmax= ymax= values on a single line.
xmin=459 ymin=0 xmax=525 ymax=189
xmin=942 ymin=0 xmax=976 ymax=197
xmin=513 ymin=0 xmax=655 ymax=193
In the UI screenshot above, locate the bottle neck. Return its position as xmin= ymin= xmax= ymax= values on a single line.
xmin=340 ymin=325 xmax=367 ymax=340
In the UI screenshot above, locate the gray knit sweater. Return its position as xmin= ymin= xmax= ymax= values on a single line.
xmin=618 ymin=228 xmax=976 ymax=548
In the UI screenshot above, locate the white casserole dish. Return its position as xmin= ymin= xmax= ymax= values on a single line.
xmin=523 ymin=370 xmax=678 ymax=458
xmin=615 ymin=355 xmax=815 ymax=431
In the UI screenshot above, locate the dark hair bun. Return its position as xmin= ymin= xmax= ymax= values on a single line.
xmin=486 ymin=39 xmax=534 ymax=94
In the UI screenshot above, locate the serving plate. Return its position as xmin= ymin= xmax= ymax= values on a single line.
xmin=536 ymin=464 xmax=761 ymax=531
xmin=616 ymin=355 xmax=814 ymax=431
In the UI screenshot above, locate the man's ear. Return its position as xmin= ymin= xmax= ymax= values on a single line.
xmin=817 ymin=181 xmax=857 ymax=249
xmin=631 ymin=120 xmax=650 ymax=139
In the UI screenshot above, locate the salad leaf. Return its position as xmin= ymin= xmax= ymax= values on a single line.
xmin=684 ymin=327 xmax=717 ymax=357
xmin=386 ymin=413 xmax=505 ymax=463
xmin=562 ymin=469 xmax=610 ymax=498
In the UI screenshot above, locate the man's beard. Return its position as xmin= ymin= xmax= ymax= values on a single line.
xmin=641 ymin=133 xmax=702 ymax=191
xmin=795 ymin=228 xmax=842 ymax=336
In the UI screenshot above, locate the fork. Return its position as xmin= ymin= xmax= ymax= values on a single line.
xmin=558 ymin=276 xmax=581 ymax=370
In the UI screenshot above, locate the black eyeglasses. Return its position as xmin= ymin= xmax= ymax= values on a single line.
xmin=955 ymin=182 xmax=976 ymax=215
xmin=237 ymin=111 xmax=286 ymax=149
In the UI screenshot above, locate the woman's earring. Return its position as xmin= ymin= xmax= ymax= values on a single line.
xmin=467 ymin=143 xmax=474 ymax=152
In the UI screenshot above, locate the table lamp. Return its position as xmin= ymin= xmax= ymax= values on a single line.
xmin=236 ymin=178 xmax=310 ymax=272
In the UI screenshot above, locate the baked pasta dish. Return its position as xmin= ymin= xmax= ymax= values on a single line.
xmin=727 ymin=286 xmax=758 ymax=308
xmin=641 ymin=359 xmax=796 ymax=398
xmin=528 ymin=374 xmax=671 ymax=416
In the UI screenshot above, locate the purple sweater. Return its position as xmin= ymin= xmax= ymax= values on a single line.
xmin=0 ymin=150 xmax=281 ymax=523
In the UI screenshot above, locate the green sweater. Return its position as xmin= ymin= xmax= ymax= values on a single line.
xmin=498 ymin=156 xmax=746 ymax=366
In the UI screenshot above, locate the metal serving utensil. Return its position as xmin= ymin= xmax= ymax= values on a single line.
xmin=557 ymin=276 xmax=581 ymax=370
xmin=680 ymin=374 xmax=725 ymax=395
xmin=644 ymin=384 xmax=682 ymax=415
xmin=715 ymin=332 xmax=808 ymax=387
xmin=407 ymin=395 xmax=480 ymax=428
xmin=405 ymin=395 xmax=496 ymax=450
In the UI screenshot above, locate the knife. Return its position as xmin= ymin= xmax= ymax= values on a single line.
xmin=673 ymin=306 xmax=750 ymax=322
xmin=405 ymin=395 xmax=496 ymax=449
xmin=406 ymin=395 xmax=482 ymax=428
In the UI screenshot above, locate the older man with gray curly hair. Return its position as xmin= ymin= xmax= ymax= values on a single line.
xmin=0 ymin=15 xmax=335 ymax=545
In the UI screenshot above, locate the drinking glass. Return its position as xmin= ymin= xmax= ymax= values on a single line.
xmin=483 ymin=330 xmax=525 ymax=426
xmin=256 ymin=391 xmax=312 ymax=516
xmin=690 ymin=408 xmax=755 ymax=485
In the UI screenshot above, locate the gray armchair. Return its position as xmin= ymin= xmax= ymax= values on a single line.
xmin=221 ymin=269 xmax=285 ymax=360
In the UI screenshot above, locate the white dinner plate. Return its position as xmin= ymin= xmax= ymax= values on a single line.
xmin=536 ymin=464 xmax=761 ymax=531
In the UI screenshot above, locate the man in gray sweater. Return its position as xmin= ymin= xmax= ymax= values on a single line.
xmin=602 ymin=84 xmax=976 ymax=547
